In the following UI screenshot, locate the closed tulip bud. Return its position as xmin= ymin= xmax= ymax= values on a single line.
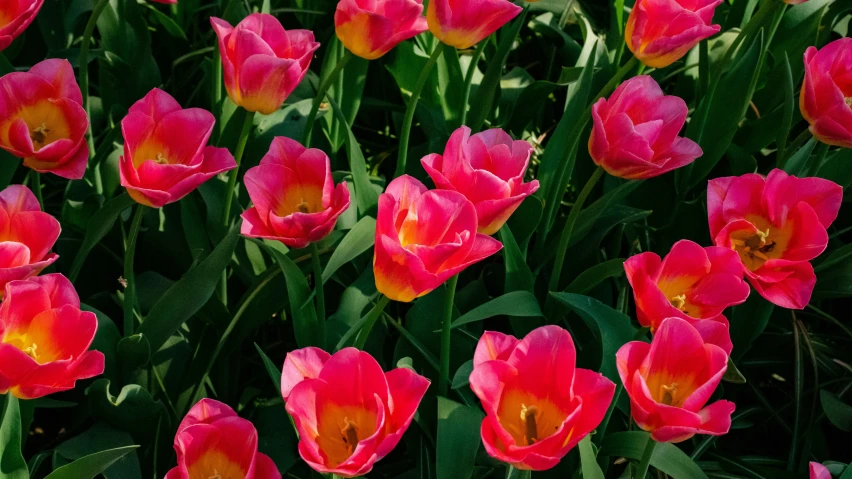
xmin=625 ymin=0 xmax=722 ymax=68
xmin=0 ymin=0 xmax=43 ymax=51
xmin=120 ymin=88 xmax=237 ymax=208
xmin=800 ymin=38 xmax=852 ymax=148
xmin=0 ymin=185 xmax=59 ymax=293
xmin=211 ymin=14 xmax=319 ymax=115
xmin=335 ymin=0 xmax=428 ymax=60
xmin=810 ymin=463 xmax=832 ymax=479
xmin=0 ymin=59 xmax=89 ymax=179
xmin=426 ymin=0 xmax=521 ymax=50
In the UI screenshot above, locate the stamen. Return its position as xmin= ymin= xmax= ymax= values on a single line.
xmin=520 ymin=404 xmax=539 ymax=446
xmin=341 ymin=418 xmax=359 ymax=455
xmin=23 ymin=343 xmax=38 ymax=360
xmin=155 ymin=153 xmax=169 ymax=165
xmin=30 ymin=123 xmax=49 ymax=145
xmin=660 ymin=383 xmax=678 ymax=406
xmin=208 ymin=471 xmax=222 ymax=479
xmin=670 ymin=294 xmax=687 ymax=311
xmin=846 ymin=97 xmax=852 ymax=108
xmin=296 ymin=200 xmax=310 ymax=214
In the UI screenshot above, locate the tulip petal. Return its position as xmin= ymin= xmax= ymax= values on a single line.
xmin=281 ymin=347 xmax=331 ymax=401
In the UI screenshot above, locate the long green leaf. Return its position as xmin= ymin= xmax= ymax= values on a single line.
xmin=579 ymin=436 xmax=605 ymax=479
xmin=327 ymin=96 xmax=379 ymax=217
xmin=599 ymin=431 xmax=709 ymax=479
xmin=268 ymin=246 xmax=324 ymax=348
xmin=436 ymin=398 xmax=484 ymax=479
xmin=322 ymin=216 xmax=376 ymax=284
xmin=0 ymin=395 xmax=27 ymax=479
xmin=44 ymin=446 xmax=138 ymax=479
xmin=451 ymin=291 xmax=542 ymax=328
xmin=821 ymin=390 xmax=852 ymax=432
xmin=564 ymin=258 xmax=625 ymax=294
xmin=69 ymin=193 xmax=135 ymax=282
xmin=254 ymin=343 xmax=282 ymax=393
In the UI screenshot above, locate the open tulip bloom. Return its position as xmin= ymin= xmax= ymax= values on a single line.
xmin=335 ymin=0 xmax=428 ymax=60
xmin=0 ymin=184 xmax=59 ymax=292
xmin=801 ymin=37 xmax=852 ymax=149
xmin=0 ymin=0 xmax=43 ymax=51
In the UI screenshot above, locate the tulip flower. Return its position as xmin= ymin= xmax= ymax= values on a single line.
xmin=0 ymin=59 xmax=88 ymax=179
xmin=241 ymin=137 xmax=350 ymax=248
xmin=625 ymin=0 xmax=722 ymax=68
xmin=119 ymin=88 xmax=237 ymax=208
xmin=0 ymin=0 xmax=43 ymax=51
xmin=426 ymin=0 xmax=521 ymax=50
xmin=800 ymin=38 xmax=852 ymax=148
xmin=374 ymin=175 xmax=502 ymax=302
xmin=211 ymin=14 xmax=320 ymax=115
xmin=624 ymin=239 xmax=750 ymax=351
xmin=335 ymin=0 xmax=428 ymax=60
xmin=165 ymin=398 xmax=280 ymax=479
xmin=283 ymin=347 xmax=430 ymax=477
xmin=708 ymin=169 xmax=842 ymax=309
xmin=0 ymin=274 xmax=104 ymax=399
xmin=0 ymin=185 xmax=59 ymax=293
xmin=150 ymin=0 xmax=177 ymax=3
xmin=810 ymin=462 xmax=832 ymax=479
xmin=616 ymin=317 xmax=734 ymax=443
xmin=589 ymin=75 xmax=702 ymax=179
xmin=421 ymin=126 xmax=538 ymax=235
xmin=469 ymin=326 xmax=615 ymax=470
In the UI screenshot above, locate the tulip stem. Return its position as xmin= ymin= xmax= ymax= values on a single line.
xmin=395 ymin=45 xmax=444 ymax=177
xmin=124 ymin=205 xmax=145 ymax=337
xmin=460 ymin=40 xmax=488 ymax=126
xmin=635 ymin=435 xmax=657 ymax=479
xmin=28 ymin=171 xmax=43 ymax=210
xmin=438 ymin=274 xmax=459 ymax=396
xmin=310 ymin=242 xmax=325 ymax=324
xmin=593 ymin=56 xmax=639 ymax=104
xmin=353 ymin=295 xmax=391 ymax=350
xmin=222 ymin=110 xmax=255 ymax=228
xmin=79 ymin=0 xmax=110 ymax=162
xmin=506 ymin=465 xmax=531 ymax=479
xmin=303 ymin=50 xmax=353 ymax=146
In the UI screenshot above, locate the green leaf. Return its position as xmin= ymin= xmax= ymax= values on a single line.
xmin=816 ymin=148 xmax=852 ymax=188
xmin=327 ymin=96 xmax=379 ymax=217
xmin=722 ymin=357 xmax=747 ymax=384
xmin=69 ymin=193 xmax=135 ymax=282
xmin=783 ymin=137 xmax=817 ymax=175
xmin=599 ymin=431 xmax=709 ymax=479
xmin=254 ymin=343 xmax=282 ymax=393
xmin=579 ymin=436 xmax=605 ymax=479
xmin=500 ymin=225 xmax=534 ymax=293
xmin=44 ymin=446 xmax=138 ymax=479
xmin=325 ymin=39 xmax=369 ymax=153
xmin=322 ymin=216 xmax=376 ymax=284
xmin=437 ymin=43 xmax=465 ymax=127
xmin=775 ymin=53 xmax=795 ymax=163
xmin=53 ymin=423 xmax=141 ymax=479
xmin=821 ymin=390 xmax=852 ymax=432
xmin=85 ymin=380 xmax=166 ymax=438
xmin=267 ymin=246 xmax=323 ymax=349
xmin=451 ymin=360 xmax=474 ymax=390
xmin=0 ymin=395 xmax=27 ymax=479
xmin=451 ymin=291 xmax=542 ymax=328
xmin=144 ymin=4 xmax=187 ymax=40
xmin=564 ymin=258 xmax=625 ymax=294
xmin=730 ymin=293 xmax=774 ymax=361
xmin=436 ymin=398 xmax=484 ymax=479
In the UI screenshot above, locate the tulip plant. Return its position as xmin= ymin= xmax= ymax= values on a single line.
xmin=0 ymin=0 xmax=850 ymax=478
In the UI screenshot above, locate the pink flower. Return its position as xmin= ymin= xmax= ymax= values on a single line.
xmin=589 ymin=76 xmax=701 ymax=179
xmin=426 ymin=0 xmax=521 ymax=49
xmin=625 ymin=0 xmax=723 ymax=68
xmin=150 ymin=0 xmax=177 ymax=3
xmin=422 ymin=126 xmax=538 ymax=235
xmin=119 ymin=88 xmax=236 ymax=208
xmin=241 ymin=137 xmax=350 ymax=248
xmin=616 ymin=317 xmax=735 ymax=443
xmin=211 ymin=14 xmax=320 ymax=115
xmin=800 ymin=38 xmax=852 ymax=148
xmin=335 ymin=0 xmax=428 ymax=60
xmin=0 ymin=0 xmax=43 ymax=51
xmin=0 ymin=274 xmax=104 ymax=399
xmin=469 ymin=326 xmax=615 ymax=470
xmin=0 ymin=59 xmax=88 ymax=179
xmin=810 ymin=462 xmax=832 ymax=479
xmin=708 ymin=169 xmax=842 ymax=309
xmin=0 ymin=185 xmax=59 ymax=293
xmin=283 ymin=347 xmax=430 ymax=478
xmin=374 ymin=175 xmax=502 ymax=302
xmin=165 ymin=399 xmax=280 ymax=479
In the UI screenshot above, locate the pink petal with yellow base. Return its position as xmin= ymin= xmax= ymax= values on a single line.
xmin=0 ymin=185 xmax=59 ymax=294
xmin=335 ymin=0 xmax=428 ymax=60
xmin=0 ymin=0 xmax=44 ymax=52
xmin=426 ymin=0 xmax=521 ymax=49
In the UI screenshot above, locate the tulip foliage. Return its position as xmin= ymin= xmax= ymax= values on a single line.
xmin=0 ymin=0 xmax=851 ymax=478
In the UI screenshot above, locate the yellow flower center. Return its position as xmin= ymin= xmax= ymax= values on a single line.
xmin=497 ymin=390 xmax=570 ymax=447
xmin=316 ymin=405 xmax=378 ymax=467
xmin=669 ymin=294 xmax=687 ymax=312
xmin=730 ymin=227 xmax=776 ymax=269
xmin=659 ymin=383 xmax=679 ymax=406
xmin=276 ymin=185 xmax=323 ymax=217
xmin=185 ymin=449 xmax=246 ymax=479
xmin=154 ymin=152 xmax=169 ymax=165
xmin=30 ymin=123 xmax=50 ymax=149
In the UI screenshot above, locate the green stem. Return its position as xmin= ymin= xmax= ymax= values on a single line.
xmin=124 ymin=205 xmax=145 ymax=337
xmin=460 ymin=41 xmax=488 ymax=126
xmin=29 ymin=170 xmax=43 ymax=210
xmin=505 ymin=465 xmax=531 ymax=479
xmin=438 ymin=275 xmax=459 ymax=396
xmin=353 ymin=295 xmax=391 ymax=350
xmin=809 ymin=142 xmax=830 ymax=175
xmin=222 ymin=110 xmax=255 ymax=228
xmin=310 ymin=242 xmax=325 ymax=324
xmin=79 ymin=0 xmax=111 ymax=161
xmin=592 ymin=56 xmax=638 ymax=104
xmin=303 ymin=50 xmax=353 ymax=146
xmin=635 ymin=436 xmax=657 ymax=479
xmin=395 ymin=45 xmax=444 ymax=177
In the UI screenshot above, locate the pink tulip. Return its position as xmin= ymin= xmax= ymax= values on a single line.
xmin=616 ymin=317 xmax=735 ymax=443
xmin=590 ymin=75 xmax=702 ymax=179
xmin=0 ymin=0 xmax=43 ymax=51
xmin=469 ymin=326 xmax=615 ymax=470
xmin=810 ymin=462 xmax=832 ymax=479
xmin=150 ymin=0 xmax=177 ymax=3
xmin=241 ymin=137 xmax=350 ymax=248
xmin=120 ymin=88 xmax=236 ymax=208
xmin=0 ymin=185 xmax=59 ymax=293
xmin=0 ymin=59 xmax=88 ymax=179
xmin=165 ymin=399 xmax=280 ymax=479
xmin=625 ymin=0 xmax=723 ymax=68
xmin=335 ymin=0 xmax=428 ymax=60
xmin=283 ymin=347 xmax=430 ymax=478
xmin=801 ymin=38 xmax=852 ymax=148
xmin=211 ymin=14 xmax=319 ymax=115
xmin=708 ymin=169 xmax=842 ymax=309
xmin=426 ymin=0 xmax=521 ymax=49
xmin=624 ymin=240 xmax=750 ymax=352
xmin=374 ymin=175 xmax=502 ymax=302
xmin=422 ymin=126 xmax=538 ymax=235
xmin=0 ymin=274 xmax=104 ymax=399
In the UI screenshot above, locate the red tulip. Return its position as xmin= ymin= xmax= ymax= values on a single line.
xmin=801 ymin=38 xmax=852 ymax=148
xmin=422 ymin=126 xmax=538 ymax=235
xmin=120 ymin=88 xmax=237 ymax=208
xmin=625 ymin=0 xmax=723 ymax=68
xmin=0 ymin=59 xmax=88 ymax=179
xmin=810 ymin=462 xmax=832 ymax=479
xmin=0 ymin=274 xmax=104 ymax=399
xmin=335 ymin=0 xmax=428 ymax=60
xmin=165 ymin=399 xmax=280 ymax=479
xmin=589 ymin=76 xmax=701 ymax=179
xmin=211 ymin=14 xmax=320 ymax=115
xmin=708 ymin=169 xmax=842 ymax=309
xmin=624 ymin=240 xmax=750 ymax=352
xmin=241 ymin=137 xmax=350 ymax=248
xmin=426 ymin=0 xmax=521 ymax=49
xmin=374 ymin=175 xmax=502 ymax=302
xmin=469 ymin=326 xmax=615 ymax=470
xmin=0 ymin=0 xmax=43 ymax=51
xmin=283 ymin=347 xmax=430 ymax=478
xmin=0 ymin=185 xmax=59 ymax=293
xmin=616 ymin=317 xmax=735 ymax=443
